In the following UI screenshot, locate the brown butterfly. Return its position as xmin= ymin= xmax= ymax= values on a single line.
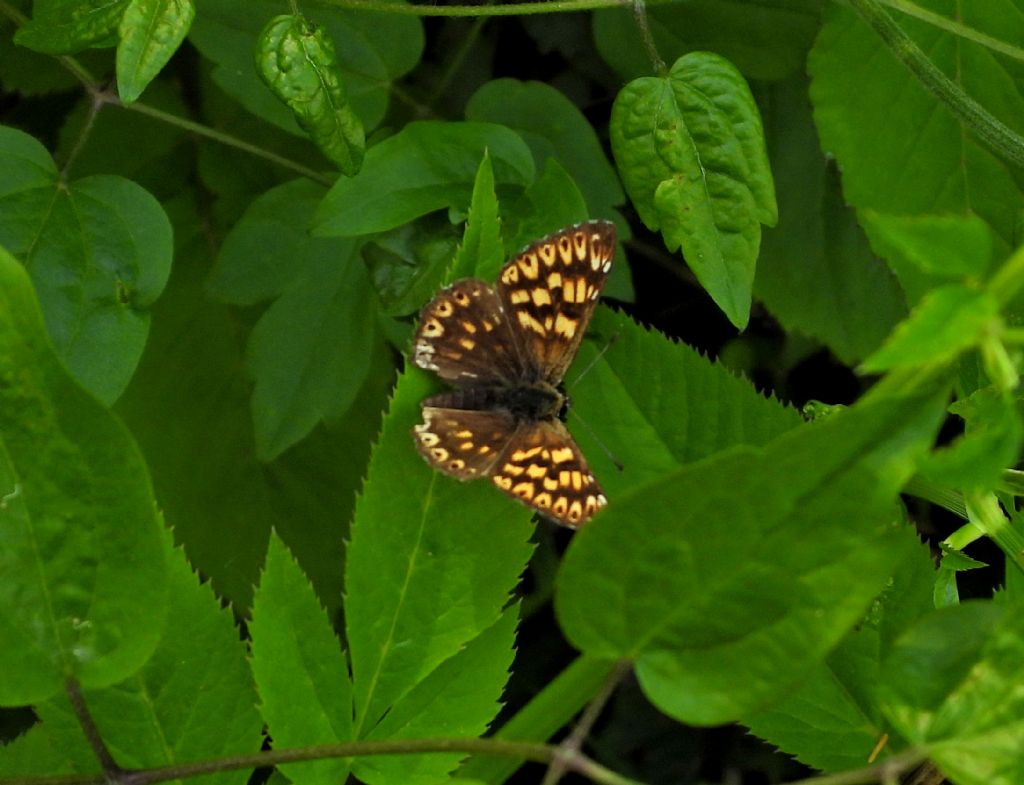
xmin=410 ymin=221 xmax=615 ymax=527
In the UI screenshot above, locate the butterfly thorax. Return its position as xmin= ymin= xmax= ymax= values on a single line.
xmin=422 ymin=380 xmax=565 ymax=424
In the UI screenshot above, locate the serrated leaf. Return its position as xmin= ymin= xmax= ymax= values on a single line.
xmin=0 ymin=528 xmax=261 ymax=783
xmin=610 ymin=53 xmax=776 ymax=328
xmin=465 ymin=79 xmax=625 ymax=218
xmin=809 ymin=3 xmax=1024 ymax=255
xmin=313 ymin=121 xmax=534 ymax=237
xmin=448 ymin=152 xmax=503 ymax=283
xmin=566 ymin=308 xmax=802 ymax=500
xmin=251 ymin=534 xmax=353 ymax=785
xmin=344 ymin=367 xmax=534 ymax=733
xmin=880 ymin=601 xmax=1024 ymax=785
xmin=256 ymin=15 xmax=364 ymax=174
xmin=755 ymin=76 xmax=906 ymax=364
xmin=15 ymin=0 xmax=129 ymax=54
xmin=918 ymin=388 xmax=1022 ymax=490
xmin=116 ymin=0 xmax=195 ymax=104
xmin=189 ymin=0 xmax=422 ymax=137
xmin=0 ymin=247 xmax=167 ymax=704
xmin=557 ymin=386 xmax=946 ymax=725
xmin=355 ymin=609 xmax=518 ymax=785
xmin=0 ymin=125 xmax=172 ymax=403
xmin=861 ymin=285 xmax=1000 ymax=373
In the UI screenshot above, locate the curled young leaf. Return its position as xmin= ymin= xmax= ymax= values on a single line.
xmin=256 ymin=14 xmax=365 ymax=175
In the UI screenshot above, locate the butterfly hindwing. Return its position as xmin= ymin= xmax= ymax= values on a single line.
xmin=490 ymin=420 xmax=607 ymax=527
xmin=413 ymin=406 xmax=517 ymax=481
xmin=497 ymin=221 xmax=616 ymax=384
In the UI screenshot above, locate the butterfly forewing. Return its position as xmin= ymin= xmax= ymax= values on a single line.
xmin=491 ymin=420 xmax=607 ymax=527
xmin=413 ymin=279 xmax=527 ymax=385
xmin=497 ymin=221 xmax=616 ymax=384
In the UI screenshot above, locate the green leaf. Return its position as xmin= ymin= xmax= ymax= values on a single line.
xmin=208 ymin=180 xmax=379 ymax=460
xmin=566 ymin=308 xmax=802 ymax=500
xmin=503 ymin=158 xmax=589 ymax=259
xmin=256 ymin=15 xmax=364 ymax=175
xmin=251 ymin=534 xmax=353 ymax=785
xmin=15 ymin=0 xmax=129 ymax=54
xmin=861 ymin=285 xmax=1000 ymax=373
xmin=189 ymin=0 xmax=423 ymax=136
xmin=610 ymin=52 xmax=776 ymax=328
xmin=880 ymin=601 xmax=1024 ymax=785
xmin=355 ymin=609 xmax=518 ymax=785
xmin=448 ymin=152 xmax=503 ymax=283
xmin=917 ymin=388 xmax=1023 ymax=491
xmin=116 ymin=0 xmax=196 ymax=104
xmin=344 ymin=367 xmax=534 ymax=733
xmin=741 ymin=533 xmax=936 ymax=773
xmin=809 ymin=3 xmax=1024 ymax=255
xmin=593 ymin=1 xmax=821 ymax=82
xmin=0 ymin=247 xmax=167 ymax=705
xmin=465 ymin=79 xmax=625 ymax=218
xmin=755 ymin=75 xmax=907 ymax=364
xmin=557 ymin=386 xmax=946 ymax=725
xmin=0 ymin=126 xmax=173 ymax=404
xmin=313 ymin=121 xmax=535 ymax=237
xmin=0 ymin=528 xmax=261 ymax=783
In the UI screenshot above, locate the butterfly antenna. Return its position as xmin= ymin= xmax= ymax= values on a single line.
xmin=567 ymin=332 xmax=620 ymax=389
xmin=568 ymin=407 xmax=624 ymax=472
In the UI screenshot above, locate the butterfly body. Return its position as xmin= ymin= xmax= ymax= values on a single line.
xmin=412 ymin=220 xmax=616 ymax=527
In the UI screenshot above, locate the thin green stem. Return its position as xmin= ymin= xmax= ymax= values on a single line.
xmin=965 ymin=490 xmax=1024 ymax=575
xmin=880 ymin=0 xmax=1024 ymax=64
xmin=631 ymin=0 xmax=666 ymax=76
xmin=59 ymin=93 xmax=104 ymax=180
xmin=782 ymin=748 xmax=928 ymax=785
xmin=428 ymin=13 xmax=490 ymax=104
xmin=847 ymin=0 xmax=1024 ymax=171
xmin=65 ymin=680 xmax=121 ymax=776
xmin=903 ymin=475 xmax=967 ymax=519
xmin=325 ymin=0 xmax=626 ymax=15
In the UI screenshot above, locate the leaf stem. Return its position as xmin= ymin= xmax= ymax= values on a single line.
xmin=964 ymin=490 xmax=1024 ymax=574
xmin=64 ymin=679 xmax=122 ymax=776
xmin=781 ymin=748 xmax=928 ymax=785
xmin=630 ymin=0 xmax=666 ymax=76
xmin=0 ymin=738 xmax=644 ymax=785
xmin=880 ymin=0 xmax=1024 ymax=65
xmin=846 ymin=0 xmax=1024 ymax=171
xmin=325 ymin=0 xmax=628 ymax=14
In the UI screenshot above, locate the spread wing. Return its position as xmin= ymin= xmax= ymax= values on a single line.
xmin=412 ymin=279 xmax=527 ymax=386
xmin=496 ymin=220 xmax=616 ymax=385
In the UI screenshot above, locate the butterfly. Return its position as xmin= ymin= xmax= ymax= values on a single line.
xmin=411 ymin=220 xmax=615 ymax=527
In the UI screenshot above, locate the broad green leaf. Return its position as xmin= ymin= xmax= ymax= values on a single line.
xmin=15 ymin=0 xmax=129 ymax=54
xmin=355 ymin=609 xmax=518 ymax=785
xmin=190 ymin=0 xmax=422 ymax=136
xmin=313 ymin=121 xmax=535 ymax=237
xmin=861 ymin=285 xmax=1000 ymax=372
xmin=251 ymin=534 xmax=353 ymax=785
xmin=118 ymin=197 xmax=384 ymax=615
xmin=593 ymin=1 xmax=821 ymax=82
xmin=0 ymin=126 xmax=173 ymax=404
xmin=465 ymin=79 xmax=625 ymax=218
xmin=208 ymin=180 xmax=380 ymax=460
xmin=256 ymin=15 xmax=364 ymax=175
xmin=879 ymin=601 xmax=1024 ymax=785
xmin=502 ymin=158 xmax=589 ymax=260
xmin=116 ymin=0 xmax=195 ymax=104
xmin=917 ymin=388 xmax=1022 ymax=490
xmin=557 ymin=386 xmax=946 ymax=725
xmin=344 ymin=367 xmax=534 ymax=733
xmin=755 ymin=75 xmax=906 ymax=364
xmin=448 ymin=152 xmax=503 ymax=283
xmin=456 ymin=656 xmax=618 ymax=785
xmin=0 ymin=528 xmax=261 ymax=783
xmin=742 ymin=532 xmax=936 ymax=773
xmin=0 ymin=248 xmax=166 ymax=705
xmin=566 ymin=308 xmax=802 ymax=501
xmin=809 ymin=2 xmax=1024 ymax=256
xmin=610 ymin=53 xmax=776 ymax=328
